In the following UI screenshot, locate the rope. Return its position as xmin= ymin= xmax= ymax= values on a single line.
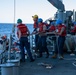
xmin=7 ymin=0 xmax=16 ymax=61
xmin=72 ymin=62 xmax=76 ymax=67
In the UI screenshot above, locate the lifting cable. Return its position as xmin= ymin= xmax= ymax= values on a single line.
xmin=8 ymin=0 xmax=16 ymax=60
xmin=12 ymin=0 xmax=16 ymax=36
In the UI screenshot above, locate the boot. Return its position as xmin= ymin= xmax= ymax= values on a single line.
xmin=37 ymin=53 xmax=42 ymax=58
xmin=46 ymin=54 xmax=49 ymax=58
xmin=46 ymin=50 xmax=49 ymax=58
xmin=59 ymin=55 xmax=64 ymax=60
xmin=52 ymin=54 xmax=57 ymax=59
xmin=30 ymin=59 xmax=35 ymax=62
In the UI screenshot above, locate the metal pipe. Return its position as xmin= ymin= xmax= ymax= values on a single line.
xmin=12 ymin=0 xmax=16 ymax=36
xmin=8 ymin=34 xmax=12 ymax=60
xmin=14 ymin=0 xmax=16 ymax=24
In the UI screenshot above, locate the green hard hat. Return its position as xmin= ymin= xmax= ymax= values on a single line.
xmin=17 ymin=19 xmax=22 ymax=23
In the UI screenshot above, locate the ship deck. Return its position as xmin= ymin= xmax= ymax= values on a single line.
xmin=20 ymin=53 xmax=76 ymax=75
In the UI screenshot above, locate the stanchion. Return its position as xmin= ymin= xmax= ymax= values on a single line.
xmin=0 ymin=63 xmax=15 ymax=75
xmin=7 ymin=59 xmax=20 ymax=75
xmin=15 ymin=51 xmax=21 ymax=60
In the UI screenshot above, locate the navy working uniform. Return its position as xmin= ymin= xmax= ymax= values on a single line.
xmin=17 ymin=19 xmax=34 ymax=62
xmin=37 ymin=18 xmax=49 ymax=58
xmin=32 ymin=15 xmax=39 ymax=52
xmin=52 ymin=20 xmax=66 ymax=59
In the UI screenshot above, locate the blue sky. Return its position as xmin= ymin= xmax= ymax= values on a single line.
xmin=0 ymin=0 xmax=76 ymax=23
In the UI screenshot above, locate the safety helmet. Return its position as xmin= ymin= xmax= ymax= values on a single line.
xmin=38 ymin=18 xmax=43 ymax=23
xmin=74 ymin=22 xmax=76 ymax=25
xmin=17 ymin=19 xmax=22 ymax=23
xmin=51 ymin=22 xmax=55 ymax=25
xmin=32 ymin=15 xmax=38 ymax=19
xmin=56 ymin=19 xmax=62 ymax=25
xmin=46 ymin=20 xmax=50 ymax=25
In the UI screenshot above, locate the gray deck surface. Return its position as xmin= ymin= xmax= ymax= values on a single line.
xmin=20 ymin=54 xmax=76 ymax=75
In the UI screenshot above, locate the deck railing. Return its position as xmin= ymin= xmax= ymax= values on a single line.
xmin=0 ymin=39 xmax=8 ymax=64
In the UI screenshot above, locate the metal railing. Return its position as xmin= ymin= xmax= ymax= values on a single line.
xmin=0 ymin=39 xmax=8 ymax=64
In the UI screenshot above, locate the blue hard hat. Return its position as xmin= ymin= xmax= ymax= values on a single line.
xmin=56 ymin=19 xmax=62 ymax=25
xmin=74 ymin=22 xmax=76 ymax=25
xmin=51 ymin=22 xmax=55 ymax=25
xmin=38 ymin=18 xmax=43 ymax=23
xmin=17 ymin=19 xmax=22 ymax=23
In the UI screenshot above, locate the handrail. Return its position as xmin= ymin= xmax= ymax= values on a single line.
xmin=0 ymin=39 xmax=8 ymax=64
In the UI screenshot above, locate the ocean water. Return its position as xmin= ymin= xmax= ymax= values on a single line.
xmin=0 ymin=23 xmax=33 ymax=38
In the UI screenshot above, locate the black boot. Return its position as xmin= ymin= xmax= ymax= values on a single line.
xmin=46 ymin=54 xmax=49 ymax=58
xmin=37 ymin=53 xmax=42 ymax=58
xmin=30 ymin=59 xmax=35 ymax=62
xmin=46 ymin=51 xmax=49 ymax=58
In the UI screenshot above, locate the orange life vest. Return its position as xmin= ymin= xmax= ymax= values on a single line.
xmin=33 ymin=21 xmax=38 ymax=28
xmin=49 ymin=25 xmax=56 ymax=32
xmin=71 ymin=25 xmax=76 ymax=33
xmin=57 ymin=24 xmax=66 ymax=36
xmin=17 ymin=24 xmax=28 ymax=37
xmin=38 ymin=23 xmax=46 ymax=33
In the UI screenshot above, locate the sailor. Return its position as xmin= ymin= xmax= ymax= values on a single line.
xmin=52 ymin=19 xmax=66 ymax=59
xmin=37 ymin=18 xmax=49 ymax=58
xmin=73 ymin=22 xmax=76 ymax=45
xmin=70 ymin=22 xmax=76 ymax=35
xmin=70 ymin=22 xmax=76 ymax=55
xmin=48 ymin=22 xmax=56 ymax=32
xmin=46 ymin=21 xmax=56 ymax=35
xmin=32 ymin=15 xmax=39 ymax=53
xmin=46 ymin=21 xmax=56 ymax=47
xmin=45 ymin=20 xmax=52 ymax=30
xmin=17 ymin=19 xmax=34 ymax=62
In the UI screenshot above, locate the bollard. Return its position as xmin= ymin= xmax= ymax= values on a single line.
xmin=7 ymin=59 xmax=20 ymax=75
xmin=0 ymin=63 xmax=15 ymax=75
